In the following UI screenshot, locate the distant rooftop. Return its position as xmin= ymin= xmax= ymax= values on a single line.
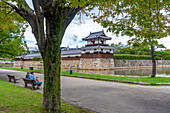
xmin=61 ymin=49 xmax=81 ymax=55
xmin=16 ymin=49 xmax=81 ymax=59
xmin=82 ymin=31 xmax=112 ymax=41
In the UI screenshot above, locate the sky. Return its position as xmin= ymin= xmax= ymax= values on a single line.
xmin=24 ymin=1 xmax=170 ymax=50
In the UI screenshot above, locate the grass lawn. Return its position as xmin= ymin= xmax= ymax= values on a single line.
xmin=1 ymin=67 xmax=170 ymax=85
xmin=0 ymin=67 xmax=44 ymax=73
xmin=61 ymin=71 xmax=170 ymax=85
xmin=0 ymin=80 xmax=92 ymax=113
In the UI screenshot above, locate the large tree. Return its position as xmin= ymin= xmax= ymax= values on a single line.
xmin=92 ymin=0 xmax=170 ymax=77
xmin=2 ymin=0 xmax=117 ymax=112
xmin=0 ymin=2 xmax=28 ymax=59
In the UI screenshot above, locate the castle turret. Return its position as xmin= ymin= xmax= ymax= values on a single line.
xmin=81 ymin=31 xmax=115 ymax=58
xmin=80 ymin=31 xmax=115 ymax=70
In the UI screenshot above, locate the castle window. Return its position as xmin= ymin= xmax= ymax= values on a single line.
xmin=75 ymin=56 xmax=78 ymax=58
xmin=94 ymin=49 xmax=96 ymax=51
xmin=101 ymin=40 xmax=104 ymax=44
xmin=91 ymin=40 xmax=95 ymax=44
xmin=110 ymin=49 xmax=111 ymax=51
xmin=101 ymin=49 xmax=103 ymax=51
xmin=83 ymin=49 xmax=86 ymax=51
xmin=67 ymin=56 xmax=70 ymax=58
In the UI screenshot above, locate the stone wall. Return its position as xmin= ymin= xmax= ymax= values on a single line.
xmin=23 ymin=61 xmax=43 ymax=70
xmin=14 ymin=59 xmax=170 ymax=70
xmin=114 ymin=60 xmax=170 ymax=68
xmin=14 ymin=61 xmax=43 ymax=70
xmin=79 ymin=58 xmax=114 ymax=70
xmin=14 ymin=61 xmax=24 ymax=68
xmin=61 ymin=60 xmax=80 ymax=69
xmin=14 ymin=60 xmax=80 ymax=70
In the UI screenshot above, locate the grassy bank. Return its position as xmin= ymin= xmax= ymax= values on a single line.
xmin=1 ymin=67 xmax=170 ymax=85
xmin=61 ymin=71 xmax=170 ymax=85
xmin=0 ymin=80 xmax=92 ymax=113
xmin=0 ymin=67 xmax=44 ymax=73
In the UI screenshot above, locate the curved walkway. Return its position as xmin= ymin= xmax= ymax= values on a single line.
xmin=1 ymin=69 xmax=170 ymax=113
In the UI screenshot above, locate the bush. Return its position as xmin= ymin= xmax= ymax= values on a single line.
xmin=114 ymin=54 xmax=151 ymax=60
xmin=32 ymin=57 xmax=42 ymax=61
xmin=114 ymin=54 xmax=170 ymax=60
xmin=163 ymin=56 xmax=170 ymax=60
xmin=154 ymin=56 xmax=161 ymax=60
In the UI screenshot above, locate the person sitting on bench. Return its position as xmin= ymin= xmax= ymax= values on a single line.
xmin=29 ymin=71 xmax=35 ymax=81
xmin=35 ymin=76 xmax=42 ymax=89
xmin=30 ymin=71 xmax=42 ymax=89
xmin=25 ymin=72 xmax=30 ymax=79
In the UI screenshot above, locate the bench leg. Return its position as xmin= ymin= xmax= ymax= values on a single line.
xmin=9 ymin=78 xmax=11 ymax=82
xmin=32 ymin=84 xmax=36 ymax=90
xmin=25 ymin=83 xmax=27 ymax=87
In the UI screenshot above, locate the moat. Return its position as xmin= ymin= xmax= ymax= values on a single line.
xmin=62 ymin=67 xmax=170 ymax=77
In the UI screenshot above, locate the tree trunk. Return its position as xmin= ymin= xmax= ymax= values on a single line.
xmin=151 ymin=45 xmax=156 ymax=77
xmin=42 ymin=12 xmax=62 ymax=113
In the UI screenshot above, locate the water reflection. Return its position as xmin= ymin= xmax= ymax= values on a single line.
xmin=62 ymin=67 xmax=170 ymax=77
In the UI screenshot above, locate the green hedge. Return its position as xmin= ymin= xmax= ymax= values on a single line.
xmin=32 ymin=57 xmax=42 ymax=61
xmin=114 ymin=54 xmax=170 ymax=60
xmin=163 ymin=56 xmax=170 ymax=60
xmin=114 ymin=54 xmax=151 ymax=60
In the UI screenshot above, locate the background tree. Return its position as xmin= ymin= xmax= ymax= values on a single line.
xmin=92 ymin=0 xmax=170 ymax=77
xmin=0 ymin=2 xmax=28 ymax=59
xmin=111 ymin=42 xmax=151 ymax=55
xmin=2 ymin=0 xmax=117 ymax=112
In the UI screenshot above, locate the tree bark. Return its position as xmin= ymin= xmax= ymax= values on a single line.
xmin=3 ymin=1 xmax=82 ymax=112
xmin=42 ymin=11 xmax=63 ymax=113
xmin=151 ymin=45 xmax=156 ymax=77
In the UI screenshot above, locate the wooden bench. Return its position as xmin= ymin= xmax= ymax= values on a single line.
xmin=6 ymin=74 xmax=20 ymax=83
xmin=22 ymin=78 xmax=40 ymax=90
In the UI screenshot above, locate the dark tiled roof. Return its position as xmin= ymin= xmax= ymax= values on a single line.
xmin=16 ymin=53 xmax=41 ymax=59
xmin=24 ymin=53 xmax=41 ymax=59
xmin=81 ymin=45 xmax=115 ymax=50
xmin=16 ymin=49 xmax=81 ymax=59
xmin=16 ymin=45 xmax=115 ymax=59
xmin=61 ymin=49 xmax=81 ymax=55
xmin=82 ymin=31 xmax=112 ymax=41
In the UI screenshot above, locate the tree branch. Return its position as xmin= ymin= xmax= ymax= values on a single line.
xmin=2 ymin=1 xmax=36 ymax=28
xmin=60 ymin=7 xmax=82 ymax=40
xmin=2 ymin=0 xmax=42 ymax=58
xmin=32 ymin=0 xmax=45 ymax=55
xmin=0 ymin=6 xmax=11 ymax=8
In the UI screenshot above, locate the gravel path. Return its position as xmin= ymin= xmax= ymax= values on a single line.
xmin=1 ymin=69 xmax=170 ymax=113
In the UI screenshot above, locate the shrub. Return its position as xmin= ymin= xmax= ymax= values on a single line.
xmin=163 ymin=56 xmax=170 ymax=60
xmin=114 ymin=54 xmax=151 ymax=60
xmin=154 ymin=56 xmax=161 ymax=60
xmin=32 ymin=57 xmax=42 ymax=61
xmin=114 ymin=54 xmax=170 ymax=60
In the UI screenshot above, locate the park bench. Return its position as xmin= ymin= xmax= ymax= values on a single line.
xmin=22 ymin=78 xmax=40 ymax=90
xmin=6 ymin=74 xmax=20 ymax=83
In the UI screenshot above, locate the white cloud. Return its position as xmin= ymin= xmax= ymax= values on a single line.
xmin=158 ymin=37 xmax=170 ymax=49
xmin=24 ymin=27 xmax=37 ymax=47
xmin=24 ymin=12 xmax=170 ymax=49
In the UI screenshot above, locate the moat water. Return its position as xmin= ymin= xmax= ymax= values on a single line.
xmin=62 ymin=67 xmax=170 ymax=77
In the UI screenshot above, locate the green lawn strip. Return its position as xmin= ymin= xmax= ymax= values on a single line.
xmin=61 ymin=71 xmax=170 ymax=85
xmin=1 ymin=67 xmax=170 ymax=85
xmin=0 ymin=80 xmax=92 ymax=113
xmin=0 ymin=67 xmax=44 ymax=73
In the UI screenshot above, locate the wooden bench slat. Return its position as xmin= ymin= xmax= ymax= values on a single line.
xmin=6 ymin=74 xmax=20 ymax=83
xmin=22 ymin=78 xmax=39 ymax=90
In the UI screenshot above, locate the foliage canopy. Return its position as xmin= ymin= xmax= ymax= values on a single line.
xmin=0 ymin=2 xmax=28 ymax=59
